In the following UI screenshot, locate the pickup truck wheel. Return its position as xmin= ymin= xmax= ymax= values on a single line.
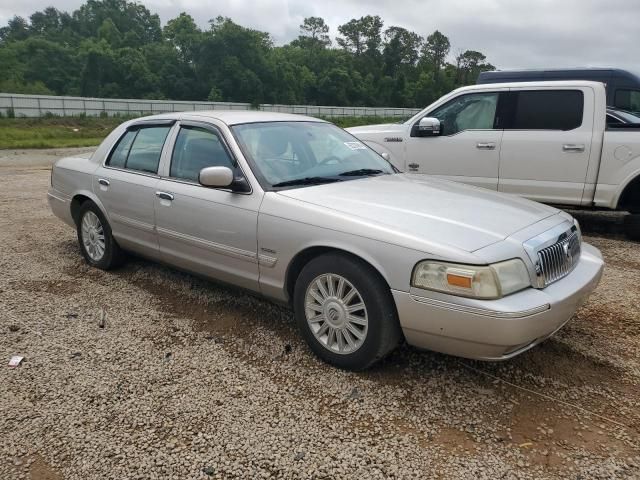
xmin=77 ymin=202 xmax=124 ymax=270
xmin=293 ymin=252 xmax=402 ymax=370
xmin=624 ymin=214 xmax=640 ymax=241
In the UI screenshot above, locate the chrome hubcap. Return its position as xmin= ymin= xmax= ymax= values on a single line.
xmin=81 ymin=211 xmax=105 ymax=262
xmin=304 ymin=273 xmax=368 ymax=355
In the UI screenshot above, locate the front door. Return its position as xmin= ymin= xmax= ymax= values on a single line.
xmin=154 ymin=122 xmax=262 ymax=292
xmin=93 ymin=123 xmax=173 ymax=256
xmin=498 ymin=87 xmax=594 ymax=205
xmin=405 ymin=90 xmax=504 ymax=190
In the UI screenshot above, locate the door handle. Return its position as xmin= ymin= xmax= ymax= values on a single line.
xmin=408 ymin=163 xmax=419 ymax=170
xmin=98 ymin=178 xmax=110 ymax=186
xmin=476 ymin=142 xmax=496 ymax=150
xmin=155 ymin=191 xmax=174 ymax=201
xmin=563 ymin=144 xmax=585 ymax=152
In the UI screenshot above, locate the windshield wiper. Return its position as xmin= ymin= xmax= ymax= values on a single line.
xmin=272 ymin=176 xmax=343 ymax=187
xmin=338 ymin=168 xmax=385 ymax=177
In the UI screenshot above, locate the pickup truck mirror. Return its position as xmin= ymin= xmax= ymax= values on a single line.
xmin=415 ymin=117 xmax=442 ymax=137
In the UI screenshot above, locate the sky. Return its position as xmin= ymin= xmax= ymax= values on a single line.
xmin=0 ymin=0 xmax=638 ymax=73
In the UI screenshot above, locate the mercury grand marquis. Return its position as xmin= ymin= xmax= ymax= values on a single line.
xmin=48 ymin=111 xmax=604 ymax=370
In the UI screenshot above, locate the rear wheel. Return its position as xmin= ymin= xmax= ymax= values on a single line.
xmin=76 ymin=202 xmax=124 ymax=269
xmin=624 ymin=213 xmax=640 ymax=241
xmin=293 ymin=252 xmax=402 ymax=370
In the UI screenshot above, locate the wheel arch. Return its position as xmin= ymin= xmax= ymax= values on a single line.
xmin=70 ymin=190 xmax=109 ymax=225
xmin=284 ymin=245 xmax=394 ymax=304
xmin=617 ymin=174 xmax=640 ymax=213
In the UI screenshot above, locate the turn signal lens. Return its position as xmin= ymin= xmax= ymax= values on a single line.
xmin=412 ymin=259 xmax=530 ymax=299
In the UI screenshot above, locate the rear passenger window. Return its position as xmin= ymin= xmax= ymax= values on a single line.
xmin=107 ymin=126 xmax=171 ymax=174
xmin=170 ymin=126 xmax=235 ymax=182
xmin=511 ymin=90 xmax=583 ymax=130
xmin=614 ymin=89 xmax=640 ymax=112
xmin=107 ymin=130 xmax=136 ymax=169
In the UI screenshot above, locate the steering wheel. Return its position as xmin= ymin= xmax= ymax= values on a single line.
xmin=318 ymin=155 xmax=342 ymax=166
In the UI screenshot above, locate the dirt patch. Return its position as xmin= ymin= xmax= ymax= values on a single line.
xmin=30 ymin=455 xmax=64 ymax=480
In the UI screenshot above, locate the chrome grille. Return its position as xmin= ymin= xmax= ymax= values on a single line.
xmin=536 ymin=230 xmax=581 ymax=287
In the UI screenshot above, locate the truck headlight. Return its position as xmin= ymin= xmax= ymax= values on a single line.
xmin=411 ymin=259 xmax=530 ymax=299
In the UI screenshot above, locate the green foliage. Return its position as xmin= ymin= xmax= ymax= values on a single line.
xmin=0 ymin=1 xmax=495 ymax=108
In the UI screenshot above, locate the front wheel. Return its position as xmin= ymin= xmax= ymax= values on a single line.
xmin=293 ymin=252 xmax=402 ymax=370
xmin=76 ymin=201 xmax=124 ymax=270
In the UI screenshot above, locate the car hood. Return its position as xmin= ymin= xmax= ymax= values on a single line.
xmin=276 ymin=174 xmax=559 ymax=253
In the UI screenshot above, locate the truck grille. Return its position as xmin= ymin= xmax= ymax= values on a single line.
xmin=536 ymin=230 xmax=581 ymax=287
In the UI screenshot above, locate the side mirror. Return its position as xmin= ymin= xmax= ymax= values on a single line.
xmin=199 ymin=166 xmax=251 ymax=193
xmin=416 ymin=117 xmax=442 ymax=137
xmin=199 ymin=166 xmax=233 ymax=188
xmin=380 ymin=152 xmax=391 ymax=161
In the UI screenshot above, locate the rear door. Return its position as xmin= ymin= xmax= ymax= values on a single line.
xmin=498 ymin=87 xmax=594 ymax=205
xmin=405 ymin=90 xmax=506 ymax=190
xmin=93 ymin=122 xmax=173 ymax=256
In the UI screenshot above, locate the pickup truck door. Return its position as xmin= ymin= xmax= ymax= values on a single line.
xmin=93 ymin=123 xmax=173 ymax=257
xmin=498 ymin=87 xmax=594 ymax=205
xmin=154 ymin=121 xmax=262 ymax=292
xmin=404 ymin=90 xmax=507 ymax=190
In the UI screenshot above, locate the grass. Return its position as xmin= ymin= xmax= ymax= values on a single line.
xmin=0 ymin=116 xmax=127 ymax=149
xmin=0 ymin=115 xmax=403 ymax=150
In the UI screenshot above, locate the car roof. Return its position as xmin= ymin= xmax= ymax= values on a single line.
xmin=128 ymin=110 xmax=328 ymax=126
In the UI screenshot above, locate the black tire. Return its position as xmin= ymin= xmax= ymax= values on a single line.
xmin=76 ymin=201 xmax=124 ymax=270
xmin=624 ymin=214 xmax=640 ymax=241
xmin=293 ymin=252 xmax=402 ymax=370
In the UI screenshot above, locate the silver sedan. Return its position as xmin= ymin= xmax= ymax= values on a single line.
xmin=48 ymin=112 xmax=604 ymax=370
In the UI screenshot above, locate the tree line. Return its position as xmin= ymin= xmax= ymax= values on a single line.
xmin=0 ymin=0 xmax=495 ymax=108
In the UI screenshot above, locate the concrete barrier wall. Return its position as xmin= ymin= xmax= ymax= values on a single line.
xmin=0 ymin=93 xmax=421 ymax=119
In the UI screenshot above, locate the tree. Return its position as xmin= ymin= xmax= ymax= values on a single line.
xmin=421 ymin=30 xmax=450 ymax=73
xmin=164 ymin=13 xmax=201 ymax=63
xmin=0 ymin=16 xmax=29 ymax=43
xmin=455 ymin=50 xmax=494 ymax=84
xmin=337 ymin=15 xmax=383 ymax=57
xmin=298 ymin=17 xmax=331 ymax=48
xmin=0 ymin=2 xmax=494 ymax=107
xmin=382 ymin=26 xmax=422 ymax=77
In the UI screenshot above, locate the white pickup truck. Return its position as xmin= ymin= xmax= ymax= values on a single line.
xmin=347 ymin=81 xmax=640 ymax=239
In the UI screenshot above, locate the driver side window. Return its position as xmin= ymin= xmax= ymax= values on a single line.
xmin=429 ymin=92 xmax=499 ymax=135
xmin=170 ymin=126 xmax=235 ymax=182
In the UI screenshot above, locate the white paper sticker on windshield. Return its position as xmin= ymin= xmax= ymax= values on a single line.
xmin=344 ymin=141 xmax=367 ymax=150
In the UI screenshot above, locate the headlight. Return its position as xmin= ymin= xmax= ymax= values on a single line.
xmin=411 ymin=259 xmax=530 ymax=299
xmin=573 ymin=218 xmax=582 ymax=243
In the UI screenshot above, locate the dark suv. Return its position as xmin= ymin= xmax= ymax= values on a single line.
xmin=477 ymin=68 xmax=640 ymax=114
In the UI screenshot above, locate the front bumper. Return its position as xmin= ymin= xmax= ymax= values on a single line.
xmin=393 ymin=243 xmax=604 ymax=360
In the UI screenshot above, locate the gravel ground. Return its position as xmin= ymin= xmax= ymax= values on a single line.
xmin=1 ymin=149 xmax=639 ymax=479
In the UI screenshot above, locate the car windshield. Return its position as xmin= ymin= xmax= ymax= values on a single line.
xmin=609 ymin=108 xmax=640 ymax=124
xmin=231 ymin=121 xmax=395 ymax=188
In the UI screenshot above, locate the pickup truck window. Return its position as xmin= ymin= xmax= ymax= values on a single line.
xmin=107 ymin=126 xmax=171 ymax=174
xmin=170 ymin=126 xmax=235 ymax=182
xmin=429 ymin=92 xmax=499 ymax=135
xmin=614 ymin=89 xmax=640 ymax=113
xmin=510 ymin=90 xmax=583 ymax=131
